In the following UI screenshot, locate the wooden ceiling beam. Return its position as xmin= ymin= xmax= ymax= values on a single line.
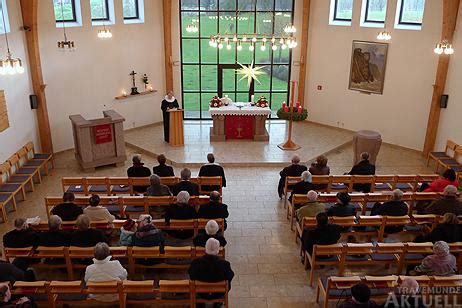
xmin=297 ymin=0 xmax=311 ymax=107
xmin=19 ymin=0 xmax=53 ymax=153
xmin=163 ymin=0 xmax=174 ymax=93
xmin=422 ymin=0 xmax=460 ymax=156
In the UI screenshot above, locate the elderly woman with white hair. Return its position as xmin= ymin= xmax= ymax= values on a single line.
xmin=423 ymin=185 xmax=462 ymax=216
xmin=289 ymin=171 xmax=317 ymax=203
xmin=295 ymin=190 xmax=326 ymax=222
xmin=165 ymin=191 xmax=197 ymax=239
xmin=278 ymin=154 xmax=307 ymax=199
xmin=84 ymin=242 xmax=127 ymax=302
xmin=411 ymin=241 xmax=457 ymax=276
xmin=193 ymin=220 xmax=227 ymax=247
xmin=188 ymin=238 xmax=234 ymax=300
xmin=38 ymin=215 xmax=70 ymax=247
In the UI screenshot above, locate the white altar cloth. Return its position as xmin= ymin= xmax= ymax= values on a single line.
xmin=209 ymin=102 xmax=271 ymax=116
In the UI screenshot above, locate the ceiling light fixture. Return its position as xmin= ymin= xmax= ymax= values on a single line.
xmin=97 ymin=0 xmax=112 ymax=39
xmin=57 ymin=0 xmax=75 ymax=51
xmin=434 ymin=40 xmax=454 ymax=55
xmin=0 ymin=4 xmax=24 ymax=75
xmin=377 ymin=31 xmax=391 ymax=41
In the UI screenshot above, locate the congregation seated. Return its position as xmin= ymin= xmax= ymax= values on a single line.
xmin=3 ymin=218 xmax=39 ymax=271
xmin=0 ymin=261 xmax=29 ymax=283
xmin=197 ymin=191 xmax=229 ymax=229
xmin=301 ymin=212 xmax=342 ymax=254
xmin=339 ymin=283 xmax=378 ymax=308
xmin=152 ymin=154 xmax=174 ymax=177
xmin=127 ymin=154 xmax=151 ymax=193
xmin=289 ymin=171 xmax=317 ymax=202
xmin=411 ymin=241 xmax=457 ymax=276
xmin=371 ymin=189 xmax=408 ymax=233
xmin=422 ymin=168 xmax=459 ymax=192
xmin=309 ymin=155 xmax=330 ymax=175
xmin=146 ymin=174 xmax=172 ymax=196
xmin=414 ymin=213 xmax=462 ymax=243
xmin=84 ymin=242 xmax=128 ymax=302
xmin=70 ymin=214 xmax=108 ymax=247
xmin=327 ymin=192 xmax=356 ymax=217
xmin=295 ymin=190 xmax=325 ymax=222
xmin=166 ymin=191 xmax=197 ymax=239
xmin=132 ymin=215 xmax=165 ymax=251
xmin=422 ymin=185 xmax=462 ymax=215
xmin=119 ymin=218 xmax=137 ymax=246
xmin=50 ymin=192 xmax=83 ymax=221
xmin=193 ymin=220 xmax=227 ymax=247
xmin=384 ymin=277 xmax=425 ymax=308
xmin=348 ymin=152 xmax=376 ymax=192
xmin=83 ymin=195 xmax=115 ymax=222
xmin=198 ymin=153 xmax=227 ymax=191
xmin=38 ymin=215 xmax=69 ymax=247
xmin=278 ymin=154 xmax=307 ymax=199
xmin=173 ymin=168 xmax=200 ymax=196
xmin=0 ymin=283 xmax=35 ymax=308
xmin=188 ymin=238 xmax=234 ymax=301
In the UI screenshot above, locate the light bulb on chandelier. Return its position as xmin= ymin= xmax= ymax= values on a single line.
xmin=98 ymin=28 xmax=113 ymax=39
xmin=0 ymin=3 xmax=24 ymax=75
xmin=377 ymin=31 xmax=391 ymax=41
xmin=434 ymin=41 xmax=454 ymax=55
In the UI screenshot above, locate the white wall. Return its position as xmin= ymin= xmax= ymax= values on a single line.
xmin=304 ymin=0 xmax=442 ymax=150
xmin=38 ymin=0 xmax=166 ymax=152
xmin=0 ymin=0 xmax=39 ymax=161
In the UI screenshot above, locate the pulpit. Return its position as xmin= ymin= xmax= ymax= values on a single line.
xmin=70 ymin=110 xmax=126 ymax=172
xmin=167 ymin=109 xmax=184 ymax=146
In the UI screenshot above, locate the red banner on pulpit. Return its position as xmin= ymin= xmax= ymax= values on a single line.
xmin=94 ymin=124 xmax=113 ymax=144
xmin=225 ymin=115 xmax=254 ymax=139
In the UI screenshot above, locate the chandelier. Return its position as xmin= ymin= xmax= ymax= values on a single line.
xmin=377 ymin=31 xmax=391 ymax=41
xmin=434 ymin=40 xmax=454 ymax=55
xmin=0 ymin=4 xmax=24 ymax=75
xmin=57 ymin=0 xmax=75 ymax=51
xmin=97 ymin=0 xmax=112 ymax=39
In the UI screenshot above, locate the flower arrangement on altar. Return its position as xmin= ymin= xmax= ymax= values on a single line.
xmin=209 ymin=96 xmax=222 ymax=108
xmin=255 ymin=96 xmax=269 ymax=108
xmin=277 ymin=101 xmax=308 ymax=121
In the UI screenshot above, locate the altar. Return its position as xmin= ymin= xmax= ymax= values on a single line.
xmin=209 ymin=103 xmax=271 ymax=142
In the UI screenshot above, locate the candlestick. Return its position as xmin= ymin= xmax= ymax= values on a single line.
xmin=251 ymin=94 xmax=254 ymax=103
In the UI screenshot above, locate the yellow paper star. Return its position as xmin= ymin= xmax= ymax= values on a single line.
xmin=235 ymin=61 xmax=266 ymax=88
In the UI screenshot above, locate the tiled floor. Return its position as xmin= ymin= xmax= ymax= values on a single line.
xmin=0 ymin=125 xmax=433 ymax=307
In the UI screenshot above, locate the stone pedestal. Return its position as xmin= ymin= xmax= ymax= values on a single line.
xmin=210 ymin=115 xmax=226 ymax=142
xmin=353 ymin=130 xmax=382 ymax=165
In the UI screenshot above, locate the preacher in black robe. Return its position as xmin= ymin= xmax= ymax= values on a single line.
xmin=161 ymin=92 xmax=180 ymax=142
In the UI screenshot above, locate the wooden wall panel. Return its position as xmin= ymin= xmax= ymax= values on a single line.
xmin=0 ymin=90 xmax=9 ymax=132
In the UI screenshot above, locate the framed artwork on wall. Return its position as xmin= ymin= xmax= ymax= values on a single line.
xmin=349 ymin=40 xmax=389 ymax=95
xmin=0 ymin=90 xmax=9 ymax=132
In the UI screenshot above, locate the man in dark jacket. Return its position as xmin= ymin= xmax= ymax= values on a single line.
xmin=152 ymin=154 xmax=175 ymax=177
xmin=38 ymin=215 xmax=70 ymax=247
xmin=424 ymin=185 xmax=462 ymax=215
xmin=197 ymin=191 xmax=229 ymax=229
xmin=50 ymin=192 xmax=83 ymax=221
xmin=302 ymin=212 xmax=342 ymax=254
xmin=198 ymin=153 xmax=227 ymax=191
xmin=348 ymin=152 xmax=376 ymax=192
xmin=326 ymin=192 xmax=356 ymax=217
xmin=188 ymin=238 xmax=234 ymax=301
xmin=371 ymin=189 xmax=409 ymax=233
xmin=290 ymin=171 xmax=317 ymax=203
xmin=166 ymin=191 xmax=197 ymax=239
xmin=70 ymin=214 xmax=108 ymax=247
xmin=173 ymin=168 xmax=200 ymax=196
xmin=127 ymin=154 xmax=151 ymax=193
xmin=339 ymin=283 xmax=378 ymax=308
xmin=3 ymin=218 xmax=39 ymax=271
xmin=278 ymin=155 xmax=307 ymax=199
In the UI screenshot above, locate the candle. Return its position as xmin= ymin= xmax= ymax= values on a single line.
xmin=121 ymin=90 xmax=127 ymax=97
xmin=148 ymin=86 xmax=153 ymax=92
xmin=298 ymin=105 xmax=302 ymax=113
xmin=251 ymin=95 xmax=254 ymax=103
xmin=296 ymin=101 xmax=300 ymax=108
xmin=282 ymin=101 xmax=286 ymax=108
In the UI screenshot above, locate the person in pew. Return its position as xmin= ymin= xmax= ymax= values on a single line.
xmin=414 ymin=213 xmax=462 ymax=243
xmin=347 ymin=152 xmax=376 ymax=193
xmin=0 ymin=261 xmax=31 ymax=283
xmin=193 ymin=220 xmax=227 ymax=247
xmin=384 ymin=277 xmax=425 ymax=308
xmin=173 ymin=168 xmax=200 ymax=196
xmin=132 ymin=215 xmax=165 ymax=250
xmin=198 ymin=153 xmax=227 ymax=191
xmin=422 ymin=185 xmax=462 ymax=216
xmin=84 ymin=242 xmax=127 ymax=302
xmin=289 ymin=171 xmax=318 ymax=203
xmin=165 ymin=191 xmax=197 ymax=240
xmin=411 ymin=241 xmax=457 ymax=276
xmin=339 ymin=283 xmax=378 ymax=308
xmin=295 ymin=190 xmax=326 ymax=222
xmin=370 ymin=189 xmax=408 ymax=234
xmin=146 ymin=174 xmax=172 ymax=219
xmin=277 ymin=154 xmax=307 ymax=199
xmin=0 ymin=283 xmax=36 ymax=308
xmin=50 ymin=192 xmax=83 ymax=221
xmin=327 ymin=192 xmax=356 ymax=217
xmin=3 ymin=218 xmax=39 ymax=271
xmin=197 ymin=191 xmax=229 ymax=229
xmin=301 ymin=212 xmax=342 ymax=255
xmin=421 ymin=169 xmax=459 ymax=193
xmin=38 ymin=215 xmax=70 ymax=247
xmin=83 ymin=195 xmax=115 ymax=223
xmin=70 ymin=214 xmax=108 ymax=247
xmin=126 ymin=154 xmax=151 ymax=194
xmin=188 ymin=238 xmax=234 ymax=305
xmin=309 ymin=155 xmax=330 ymax=176
xmin=119 ymin=219 xmax=137 ymax=246
xmin=152 ymin=154 xmax=175 ymax=177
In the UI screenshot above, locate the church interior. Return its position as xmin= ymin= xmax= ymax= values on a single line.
xmin=1 ymin=0 xmax=462 ymax=307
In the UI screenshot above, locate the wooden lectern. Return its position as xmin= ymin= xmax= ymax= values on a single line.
xmin=69 ymin=110 xmax=126 ymax=172
xmin=167 ymin=109 xmax=184 ymax=146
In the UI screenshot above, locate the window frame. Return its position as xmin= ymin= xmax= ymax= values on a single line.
xmin=91 ymin=0 xmax=110 ymax=21
xmin=332 ymin=0 xmax=353 ymax=22
xmin=54 ymin=0 xmax=78 ymax=23
xmin=123 ymin=0 xmax=140 ymax=20
xmin=397 ymin=0 xmax=424 ymax=26
xmin=363 ymin=0 xmax=386 ymax=24
xmin=0 ymin=0 xmax=11 ymax=34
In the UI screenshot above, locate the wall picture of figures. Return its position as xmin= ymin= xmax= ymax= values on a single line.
xmin=349 ymin=40 xmax=389 ymax=95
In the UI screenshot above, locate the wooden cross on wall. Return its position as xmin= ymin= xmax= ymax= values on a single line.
xmin=130 ymin=70 xmax=140 ymax=95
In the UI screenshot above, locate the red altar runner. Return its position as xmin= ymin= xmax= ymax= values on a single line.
xmin=225 ymin=115 xmax=254 ymax=139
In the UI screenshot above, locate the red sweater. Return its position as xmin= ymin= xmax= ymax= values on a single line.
xmin=424 ymin=178 xmax=459 ymax=192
